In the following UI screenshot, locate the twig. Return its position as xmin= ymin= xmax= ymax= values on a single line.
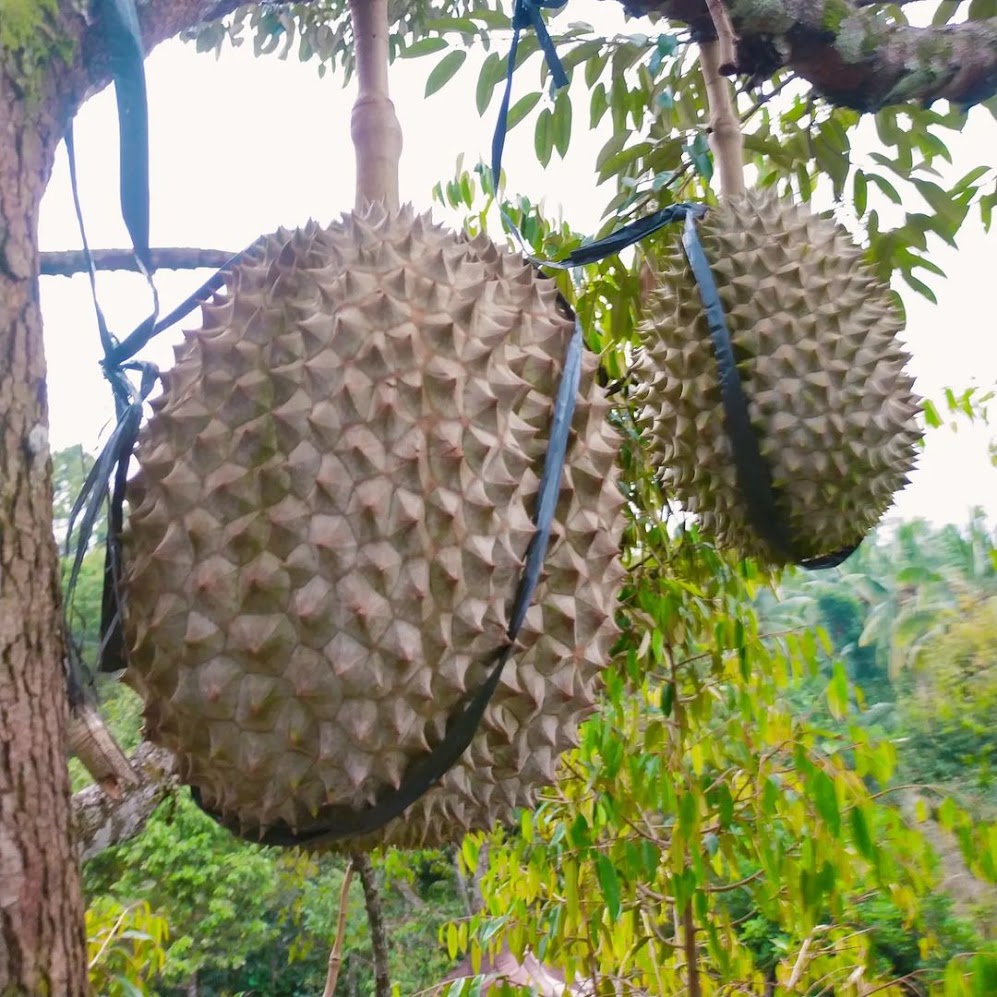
xmin=322 ymin=859 xmax=356 ymax=997
xmin=349 ymin=0 xmax=402 ymax=210
xmin=355 ymin=853 xmax=391 ymax=997
xmin=681 ymin=876 xmax=702 ymax=997
xmin=40 ymin=247 xmax=235 ymax=277
xmin=699 ymin=40 xmax=746 ymax=197
xmin=87 ymin=903 xmax=133 ymax=971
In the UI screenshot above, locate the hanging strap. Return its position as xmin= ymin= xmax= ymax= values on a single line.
xmin=191 ymin=318 xmax=585 ymax=845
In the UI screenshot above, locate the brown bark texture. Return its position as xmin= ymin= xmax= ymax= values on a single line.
xmin=619 ymin=0 xmax=997 ymax=109
xmin=356 ymin=854 xmax=392 ymax=997
xmin=0 ymin=62 xmax=87 ymax=997
xmin=40 ymin=246 xmax=235 ymax=277
xmin=72 ymin=742 xmax=177 ymax=864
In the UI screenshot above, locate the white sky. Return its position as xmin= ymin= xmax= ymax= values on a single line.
xmin=38 ymin=0 xmax=997 ymax=528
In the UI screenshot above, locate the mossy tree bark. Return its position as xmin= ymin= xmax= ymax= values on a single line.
xmin=0 ymin=63 xmax=87 ymax=997
xmin=626 ymin=0 xmax=997 ymax=108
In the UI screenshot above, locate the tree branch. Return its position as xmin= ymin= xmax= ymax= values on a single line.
xmin=72 ymin=742 xmax=177 ymax=863
xmin=623 ymin=0 xmax=997 ymax=108
xmin=355 ymin=853 xmax=392 ymax=997
xmin=40 ymin=247 xmax=235 ymax=277
xmin=67 ymin=702 xmax=138 ymax=798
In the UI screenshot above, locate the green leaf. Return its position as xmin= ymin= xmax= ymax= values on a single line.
xmin=689 ymin=132 xmax=713 ymax=182
xmin=401 ymin=36 xmax=449 ymax=59
xmin=594 ymin=854 xmax=622 ymax=920
xmin=534 ymin=108 xmax=553 ymax=167
xmin=827 ymin=661 xmax=849 ymax=720
xmin=812 ymin=770 xmax=841 ymax=837
xmin=590 ymin=83 xmax=609 ymax=128
xmin=425 ymin=16 xmax=479 ymax=34
xmin=931 ymin=0 xmax=961 ymax=24
xmin=475 ymin=52 xmax=504 ymax=115
xmin=552 ymin=90 xmax=572 ymax=158
xmin=425 ymin=50 xmax=467 ymax=97
xmin=853 ymin=169 xmax=867 ymax=217
xmin=506 ymin=91 xmax=541 ymax=130
xmin=849 ymin=805 xmax=875 ymax=861
xmin=901 ymin=270 xmax=938 ymax=305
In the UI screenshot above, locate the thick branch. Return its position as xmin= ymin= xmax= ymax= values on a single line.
xmin=621 ymin=0 xmax=997 ymax=109
xmin=40 ymin=247 xmax=234 ymax=277
xmin=67 ymin=702 xmax=138 ymax=798
xmin=349 ymin=0 xmax=403 ymax=209
xmin=72 ymin=742 xmax=177 ymax=863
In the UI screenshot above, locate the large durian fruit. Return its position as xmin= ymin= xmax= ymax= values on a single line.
xmin=639 ymin=189 xmax=921 ymax=566
xmin=122 ymin=203 xmax=625 ymax=849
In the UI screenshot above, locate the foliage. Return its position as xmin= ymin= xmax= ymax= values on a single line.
xmin=84 ymin=795 xmax=281 ymax=986
xmin=86 ymin=897 xmax=169 ymax=997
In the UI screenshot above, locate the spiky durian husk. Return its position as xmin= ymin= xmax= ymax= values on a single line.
xmin=122 ymin=204 xmax=624 ymax=849
xmin=638 ymin=189 xmax=921 ymax=566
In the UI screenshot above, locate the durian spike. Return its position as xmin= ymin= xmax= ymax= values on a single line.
xmin=349 ymin=0 xmax=403 ymax=211
xmin=699 ymin=39 xmax=745 ymax=198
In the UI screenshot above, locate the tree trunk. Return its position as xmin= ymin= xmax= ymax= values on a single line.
xmin=0 ymin=73 xmax=87 ymax=995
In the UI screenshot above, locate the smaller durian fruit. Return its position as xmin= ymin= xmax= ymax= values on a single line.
xmin=639 ymin=188 xmax=921 ymax=566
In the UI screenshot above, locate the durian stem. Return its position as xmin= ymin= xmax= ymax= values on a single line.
xmin=355 ymin=852 xmax=392 ymax=997
xmin=699 ymin=40 xmax=746 ymax=199
xmin=348 ymin=0 xmax=403 ymax=211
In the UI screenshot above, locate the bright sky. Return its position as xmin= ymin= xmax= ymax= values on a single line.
xmin=38 ymin=0 xmax=997 ymax=528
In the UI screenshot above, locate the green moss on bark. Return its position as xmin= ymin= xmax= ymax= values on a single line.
xmin=0 ymin=0 xmax=74 ymax=96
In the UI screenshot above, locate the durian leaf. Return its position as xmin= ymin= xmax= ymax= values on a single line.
xmin=594 ymin=854 xmax=622 ymax=920
xmin=425 ymin=49 xmax=466 ymax=96
xmin=534 ymin=107 xmax=554 ymax=167
xmin=551 ymin=88 xmax=572 ymax=158
xmin=400 ymin=36 xmax=448 ymax=58
xmin=475 ymin=51 xmax=505 ymax=115
xmin=506 ymin=91 xmax=542 ymax=130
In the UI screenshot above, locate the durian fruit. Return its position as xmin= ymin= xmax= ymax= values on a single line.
xmin=639 ymin=188 xmax=921 ymax=566
xmin=122 ymin=203 xmax=625 ymax=849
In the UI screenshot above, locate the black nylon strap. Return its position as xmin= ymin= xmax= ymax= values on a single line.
xmin=192 ymin=318 xmax=585 ymax=846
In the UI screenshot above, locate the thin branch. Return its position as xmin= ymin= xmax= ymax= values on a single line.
xmin=40 ymin=248 xmax=235 ymax=277
xmin=323 ymin=860 xmax=356 ymax=997
xmin=355 ymin=853 xmax=391 ymax=997
xmin=681 ymin=895 xmax=702 ymax=997
xmin=699 ymin=40 xmax=746 ymax=197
